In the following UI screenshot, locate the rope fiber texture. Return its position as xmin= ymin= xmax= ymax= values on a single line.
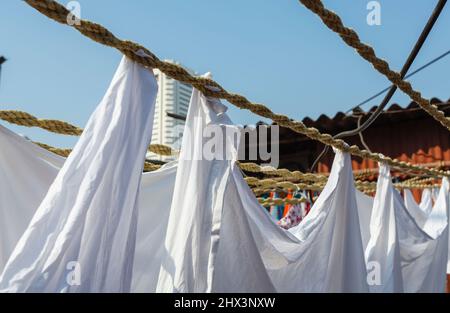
xmin=0 ymin=110 xmax=176 ymax=156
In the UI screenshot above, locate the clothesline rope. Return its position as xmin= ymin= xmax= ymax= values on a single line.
xmin=258 ymin=197 xmax=307 ymax=207
xmin=238 ymin=162 xmax=327 ymax=182
xmin=31 ymin=138 xmax=443 ymax=187
xmin=21 ymin=0 xmax=450 ymax=178
xmin=246 ymin=176 xmax=440 ymax=194
xmin=29 ymin=141 xmax=442 ymax=198
xmin=4 ymin=107 xmax=440 ymax=181
xmin=33 ymin=141 xmax=163 ymax=172
xmin=0 ymin=110 xmax=177 ymax=156
xmin=297 ymin=0 xmax=450 ymax=131
xmin=26 ymin=142 xmax=446 ymax=203
xmin=0 ymin=110 xmax=82 ymax=135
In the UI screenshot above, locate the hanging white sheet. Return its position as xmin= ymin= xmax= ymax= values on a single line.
xmin=131 ymin=162 xmax=177 ymax=292
xmin=0 ymin=126 xmax=64 ymax=271
xmin=404 ymin=189 xmax=429 ymax=228
xmin=419 ymin=188 xmax=433 ymax=215
xmin=355 ymin=190 xmax=374 ymax=249
xmin=251 ymin=149 xmax=367 ymax=292
xmin=0 ymin=123 xmax=180 ymax=292
xmin=0 ymin=56 xmax=158 ymax=292
xmin=362 ymin=166 xmax=449 ymax=293
xmin=432 ymin=187 xmax=440 ymax=204
xmin=364 ymin=164 xmax=404 ymax=292
xmin=156 ymin=85 xmax=369 ymax=292
xmin=6 ymin=66 xmax=447 ymax=292
xmin=401 ymin=178 xmax=449 ymax=292
xmin=404 ymin=185 xmax=450 ymax=276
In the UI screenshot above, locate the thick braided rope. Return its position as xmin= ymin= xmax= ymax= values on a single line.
xmin=0 ymin=110 xmax=82 ymax=135
xmin=354 ymin=169 xmax=377 ymax=180
xmin=35 ymin=141 xmax=162 ymax=172
xmin=0 ymin=110 xmax=176 ymax=156
xmin=247 ymin=176 xmax=440 ymax=194
xmin=143 ymin=162 xmax=162 ymax=172
xmin=238 ymin=162 xmax=327 ymax=182
xmin=258 ymin=197 xmax=307 ymax=207
xmin=28 ymin=137 xmax=328 ymax=181
xmin=242 ymin=162 xmax=441 ymax=182
xmin=246 ymin=177 xmax=325 ymax=191
xmin=298 ymin=0 xmax=450 ymax=131
xmin=34 ymin=142 xmax=72 ymax=157
xmin=148 ymin=144 xmax=176 ymax=156
xmin=23 ymin=0 xmax=449 ymax=178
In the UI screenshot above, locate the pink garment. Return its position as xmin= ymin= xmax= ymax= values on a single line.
xmin=278 ymin=200 xmax=311 ymax=229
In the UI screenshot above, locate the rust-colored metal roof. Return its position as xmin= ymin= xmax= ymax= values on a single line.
xmin=247 ymin=97 xmax=450 ymax=204
xmin=301 ymin=97 xmax=450 ymax=134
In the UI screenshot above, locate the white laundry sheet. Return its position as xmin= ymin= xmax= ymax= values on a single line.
xmin=0 ymin=61 xmax=448 ymax=292
xmin=156 ymin=86 xmax=368 ymax=292
xmin=432 ymin=187 xmax=440 ymax=204
xmin=419 ymin=188 xmax=433 ymax=215
xmin=360 ymin=164 xmax=449 ymax=292
xmin=355 ymin=190 xmax=374 ymax=249
xmin=0 ymin=126 xmax=64 ymax=272
xmin=404 ymin=189 xmax=430 ymax=228
xmin=0 ymin=122 xmax=178 ymax=292
xmin=0 ymin=56 xmax=158 ymax=292
xmin=404 ymin=187 xmax=450 ymax=275
xmin=0 ymin=84 xmax=369 ymax=292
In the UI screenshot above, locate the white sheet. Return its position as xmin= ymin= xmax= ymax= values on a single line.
xmin=419 ymin=189 xmax=433 ymax=215
xmin=362 ymin=166 xmax=449 ymax=292
xmin=0 ymin=124 xmax=180 ymax=292
xmin=155 ymin=84 xmax=275 ymax=292
xmin=432 ymin=187 xmax=440 ymax=204
xmin=131 ymin=162 xmax=177 ymax=292
xmin=355 ymin=190 xmax=374 ymax=249
xmin=0 ymin=126 xmax=64 ymax=271
xmin=0 ymin=64 xmax=446 ymax=292
xmin=404 ymin=189 xmax=429 ymax=228
xmin=401 ymin=179 xmax=449 ymax=292
xmin=156 ymin=86 xmax=369 ymax=292
xmin=404 ymin=184 xmax=450 ymax=276
xmin=364 ymin=163 xmax=403 ymax=292
xmin=0 ymin=56 xmax=158 ymax=292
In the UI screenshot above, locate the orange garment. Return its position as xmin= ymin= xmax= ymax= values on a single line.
xmin=282 ymin=190 xmax=293 ymax=217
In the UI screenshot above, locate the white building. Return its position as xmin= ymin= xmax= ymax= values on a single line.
xmin=149 ymin=60 xmax=196 ymax=161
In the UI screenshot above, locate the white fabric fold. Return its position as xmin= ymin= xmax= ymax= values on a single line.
xmin=400 ymin=179 xmax=449 ymax=292
xmin=260 ymin=150 xmax=369 ymax=292
xmin=156 ymin=86 xmax=369 ymax=292
xmin=404 ymin=183 xmax=450 ymax=276
xmin=362 ymin=165 xmax=449 ymax=293
xmin=0 ymin=56 xmax=158 ymax=292
xmin=404 ymin=189 xmax=428 ymax=228
xmin=0 ymin=123 xmax=179 ymax=292
xmin=364 ymin=163 xmax=403 ymax=292
xmin=1 ymin=66 xmax=445 ymax=292
xmin=355 ymin=190 xmax=374 ymax=249
xmin=0 ymin=126 xmax=64 ymax=272
xmin=419 ymin=189 xmax=433 ymax=215
xmin=131 ymin=162 xmax=177 ymax=292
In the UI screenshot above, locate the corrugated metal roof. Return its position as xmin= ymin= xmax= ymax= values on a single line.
xmin=301 ymin=97 xmax=450 ymax=134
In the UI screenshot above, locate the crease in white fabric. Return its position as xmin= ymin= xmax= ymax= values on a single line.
xmin=0 ymin=56 xmax=158 ymax=292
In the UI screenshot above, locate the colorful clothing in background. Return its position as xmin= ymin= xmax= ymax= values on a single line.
xmin=278 ymin=191 xmax=312 ymax=229
xmin=269 ymin=192 xmax=284 ymax=220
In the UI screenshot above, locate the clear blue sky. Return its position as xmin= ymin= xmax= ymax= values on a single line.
xmin=1 ymin=0 xmax=450 ymax=148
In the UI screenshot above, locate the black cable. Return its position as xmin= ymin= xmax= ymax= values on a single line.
xmin=309 ymin=0 xmax=447 ymax=172
xmin=349 ymin=48 xmax=450 ymax=112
